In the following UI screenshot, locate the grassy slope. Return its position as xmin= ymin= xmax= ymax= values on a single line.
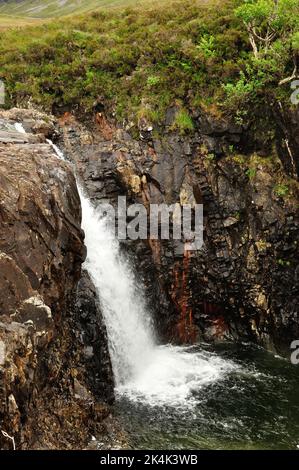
xmin=0 ymin=0 xmax=155 ymax=29
xmin=0 ymin=0 xmax=242 ymax=114
xmin=0 ymin=0 xmax=148 ymax=18
xmin=0 ymin=13 xmax=42 ymax=29
xmin=0 ymin=0 xmax=295 ymax=135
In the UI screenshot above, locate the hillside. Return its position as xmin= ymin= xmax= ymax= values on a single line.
xmin=0 ymin=0 xmax=297 ymax=130
xmin=0 ymin=0 xmax=147 ymax=18
xmin=0 ymin=12 xmax=41 ymax=29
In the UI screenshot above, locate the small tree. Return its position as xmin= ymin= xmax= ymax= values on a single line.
xmin=235 ymin=0 xmax=299 ymax=84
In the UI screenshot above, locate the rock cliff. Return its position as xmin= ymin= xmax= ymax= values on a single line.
xmin=1 ymin=104 xmax=297 ymax=447
xmin=0 ymin=109 xmax=114 ymax=449
xmin=58 ymin=109 xmax=299 ymax=355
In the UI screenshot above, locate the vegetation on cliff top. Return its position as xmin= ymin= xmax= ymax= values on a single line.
xmin=0 ymin=0 xmax=298 ymax=130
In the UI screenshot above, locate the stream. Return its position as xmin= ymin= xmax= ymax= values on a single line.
xmin=115 ymin=342 xmax=299 ymax=450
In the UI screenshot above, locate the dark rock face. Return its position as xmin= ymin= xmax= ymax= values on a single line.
xmin=0 ymin=109 xmax=114 ymax=449
xmin=273 ymin=105 xmax=299 ymax=178
xmin=75 ymin=270 xmax=114 ymax=404
xmin=58 ymin=111 xmax=299 ymax=355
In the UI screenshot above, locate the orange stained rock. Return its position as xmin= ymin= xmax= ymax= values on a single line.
xmin=58 ymin=112 xmax=75 ymax=125
xmin=172 ymin=247 xmax=197 ymax=344
xmin=95 ymin=113 xmax=115 ymax=140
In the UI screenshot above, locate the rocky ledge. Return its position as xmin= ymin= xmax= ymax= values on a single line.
xmin=0 ymin=109 xmax=114 ymax=450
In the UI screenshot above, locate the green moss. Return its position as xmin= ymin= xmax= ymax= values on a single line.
xmin=277 ymin=258 xmax=291 ymax=267
xmin=232 ymin=154 xmax=246 ymax=165
xmin=137 ymin=105 xmax=162 ymax=124
xmin=172 ymin=109 xmax=194 ymax=133
xmin=245 ymin=168 xmax=257 ymax=180
xmin=274 ymin=184 xmax=289 ymax=197
xmin=147 ymin=76 xmax=161 ymax=87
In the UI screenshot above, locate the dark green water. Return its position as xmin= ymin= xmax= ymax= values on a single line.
xmin=115 ymin=343 xmax=299 ymax=450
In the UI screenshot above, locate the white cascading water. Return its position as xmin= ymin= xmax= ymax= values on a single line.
xmin=16 ymin=122 xmax=238 ymax=409
xmin=14 ymin=122 xmax=26 ymax=134
xmin=80 ymin=195 xmax=238 ymax=408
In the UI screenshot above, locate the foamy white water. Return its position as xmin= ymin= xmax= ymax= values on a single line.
xmin=80 ymin=191 xmax=239 ymax=408
xmin=15 ymin=122 xmax=26 ymax=133
xmin=117 ymin=345 xmax=238 ymax=408
xmin=46 ymin=138 xmax=65 ymax=159
xmin=14 ymin=124 xmax=239 ymax=408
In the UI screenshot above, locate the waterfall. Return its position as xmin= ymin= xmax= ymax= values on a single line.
xmin=15 ymin=122 xmax=238 ymax=409
xmin=80 ymin=193 xmax=238 ymax=408
xmin=80 ymin=194 xmax=156 ymax=385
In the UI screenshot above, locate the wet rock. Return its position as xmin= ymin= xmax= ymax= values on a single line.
xmin=74 ymin=378 xmax=92 ymax=403
xmin=0 ymin=108 xmax=56 ymax=138
xmin=58 ymin=109 xmax=299 ymax=355
xmin=0 ymin=109 xmax=114 ymax=450
xmin=75 ymin=270 xmax=114 ymax=404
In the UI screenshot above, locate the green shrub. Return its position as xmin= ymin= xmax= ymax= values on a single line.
xmin=147 ymin=75 xmax=160 ymax=87
xmin=172 ymin=109 xmax=194 ymax=133
xmin=245 ymin=167 xmax=257 ymax=179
